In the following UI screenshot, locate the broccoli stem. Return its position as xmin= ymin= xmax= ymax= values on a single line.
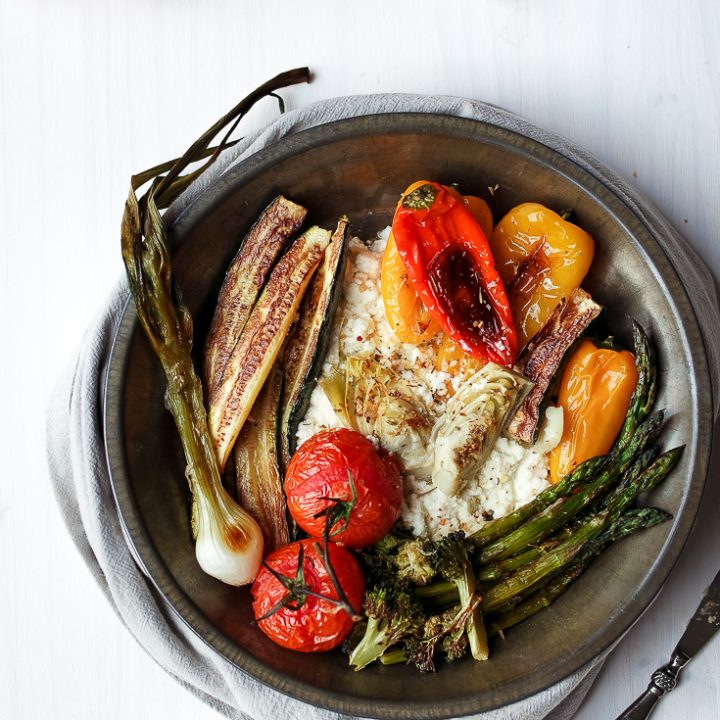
xmin=348 ymin=616 xmax=395 ymax=671
xmin=456 ymin=555 xmax=488 ymax=661
xmin=380 ymin=648 xmax=408 ymax=665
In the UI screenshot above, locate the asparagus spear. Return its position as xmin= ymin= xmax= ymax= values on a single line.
xmin=603 ymin=447 xmax=683 ymax=523
xmin=468 ymin=454 xmax=610 ymax=548
xmin=615 ymin=320 xmax=657 ymax=452
xmin=477 ymin=410 xmax=664 ymax=564
xmin=478 ymin=447 xmax=664 ymax=583
xmin=483 ymin=512 xmax=609 ymax=613
xmin=420 ymin=445 xmax=681 ymax=613
xmin=486 ymin=506 xmax=672 ymax=634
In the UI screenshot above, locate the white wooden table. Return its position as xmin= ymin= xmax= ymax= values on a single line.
xmin=2 ymin=1 xmax=718 ymax=718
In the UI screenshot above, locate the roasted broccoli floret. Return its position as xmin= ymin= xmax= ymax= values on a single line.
xmin=395 ymin=538 xmax=436 ymax=585
xmin=408 ymin=603 xmax=473 ymax=672
xmin=348 ymin=585 xmax=425 ymax=670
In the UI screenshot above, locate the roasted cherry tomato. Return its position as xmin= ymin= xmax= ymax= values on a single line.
xmin=251 ymin=539 xmax=365 ymax=652
xmin=285 ymin=428 xmax=403 ymax=548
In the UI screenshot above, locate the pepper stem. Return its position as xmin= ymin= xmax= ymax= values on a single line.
xmin=402 ymin=183 xmax=438 ymax=210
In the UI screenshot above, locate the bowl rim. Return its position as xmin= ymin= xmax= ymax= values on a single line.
xmin=104 ymin=111 xmax=713 ymax=719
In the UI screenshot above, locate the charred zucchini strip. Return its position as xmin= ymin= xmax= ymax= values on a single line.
xmin=208 ymin=225 xmax=331 ymax=470
xmin=234 ymin=365 xmax=289 ymax=552
xmin=203 ymin=196 xmax=307 ymax=395
xmin=280 ymin=217 xmax=349 ymax=470
xmin=506 ymin=287 xmax=602 ymax=445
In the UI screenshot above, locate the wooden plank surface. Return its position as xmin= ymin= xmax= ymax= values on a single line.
xmin=1 ymin=1 xmax=718 ymax=718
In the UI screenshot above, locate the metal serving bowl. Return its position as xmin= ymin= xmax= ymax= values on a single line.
xmin=104 ymin=113 xmax=712 ymax=718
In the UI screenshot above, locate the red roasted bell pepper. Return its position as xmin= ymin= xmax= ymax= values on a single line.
xmin=391 ymin=182 xmax=518 ymax=366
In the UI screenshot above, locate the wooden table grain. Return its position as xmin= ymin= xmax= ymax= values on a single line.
xmin=1 ymin=1 xmax=718 ymax=718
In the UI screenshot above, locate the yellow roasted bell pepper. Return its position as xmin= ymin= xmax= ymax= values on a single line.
xmin=491 ymin=203 xmax=595 ymax=349
xmin=549 ymin=339 xmax=638 ymax=484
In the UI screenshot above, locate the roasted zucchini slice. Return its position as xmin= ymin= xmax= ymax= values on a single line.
xmin=203 ymin=196 xmax=306 ymax=396
xmin=506 ymin=287 xmax=602 ymax=446
xmin=208 ymin=225 xmax=331 ymax=470
xmin=233 ymin=365 xmax=289 ymax=552
xmin=280 ymin=217 xmax=349 ymax=470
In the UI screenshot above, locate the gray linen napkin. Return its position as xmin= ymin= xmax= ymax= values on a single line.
xmin=47 ymin=94 xmax=720 ymax=720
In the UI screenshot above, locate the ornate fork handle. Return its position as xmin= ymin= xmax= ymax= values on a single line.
xmin=615 ymin=651 xmax=691 ymax=719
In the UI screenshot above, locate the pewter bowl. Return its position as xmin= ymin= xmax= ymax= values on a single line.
xmin=104 ymin=113 xmax=712 ymax=718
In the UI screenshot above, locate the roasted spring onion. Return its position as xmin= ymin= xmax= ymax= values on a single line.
xmin=119 ymin=68 xmax=312 ymax=586
xmin=208 ymin=225 xmax=331 ymax=470
xmin=121 ymin=189 xmax=263 ymax=587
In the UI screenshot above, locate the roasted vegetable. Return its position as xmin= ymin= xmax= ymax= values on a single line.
xmin=208 ymin=225 xmax=331 ymax=470
xmin=119 ymin=67 xmax=313 ymax=587
xmin=549 ymin=338 xmax=638 ymax=484
xmin=233 ymin=365 xmax=289 ymax=553
xmin=391 ymin=182 xmax=518 ymax=366
xmin=121 ymin=182 xmax=264 ymax=587
xmin=478 ymin=410 xmax=663 ymax=564
xmin=203 ymin=196 xmax=307 ymax=396
xmin=319 ymin=355 xmax=434 ymax=478
xmin=284 ymin=428 xmax=404 ymax=549
xmin=381 ymin=229 xmax=441 ymax=344
xmin=280 ymin=217 xmax=348 ymax=470
xmin=434 ymin=333 xmax=484 ymax=380
xmin=429 ymin=534 xmax=488 ymax=661
xmin=251 ymin=539 xmax=365 ymax=652
xmin=381 ymin=182 xmax=494 ymax=346
xmin=486 ymin=506 xmax=673 ymax=635
xmin=353 ymin=323 xmax=681 ymax=672
xmin=430 ymin=363 xmax=533 ymax=496
xmin=506 ymin=287 xmax=602 ymax=446
xmin=490 ymin=203 xmax=595 ymax=348
xmin=349 ymin=585 xmax=425 ymax=670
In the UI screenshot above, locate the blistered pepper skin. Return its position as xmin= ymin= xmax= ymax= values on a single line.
xmin=549 ymin=339 xmax=638 ymax=484
xmin=392 ymin=183 xmax=517 ymax=366
xmin=381 ymin=182 xmax=494 ymax=346
xmin=491 ymin=203 xmax=595 ymax=349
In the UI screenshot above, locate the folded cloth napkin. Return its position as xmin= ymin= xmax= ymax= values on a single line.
xmin=47 ymin=94 xmax=720 ymax=720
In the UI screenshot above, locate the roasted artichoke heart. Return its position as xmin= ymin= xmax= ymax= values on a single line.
xmin=319 ymin=355 xmax=434 ymax=477
xmin=431 ymin=364 xmax=533 ymax=496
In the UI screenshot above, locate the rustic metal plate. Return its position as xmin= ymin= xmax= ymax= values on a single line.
xmin=104 ymin=113 xmax=712 ymax=718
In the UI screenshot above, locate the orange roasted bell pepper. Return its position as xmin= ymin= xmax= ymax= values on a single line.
xmin=491 ymin=203 xmax=595 ymax=349
xmin=549 ymin=339 xmax=638 ymax=484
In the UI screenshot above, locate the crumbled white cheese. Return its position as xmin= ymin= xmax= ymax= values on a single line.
xmin=296 ymin=227 xmax=552 ymax=539
xmin=403 ymin=439 xmax=549 ymax=538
